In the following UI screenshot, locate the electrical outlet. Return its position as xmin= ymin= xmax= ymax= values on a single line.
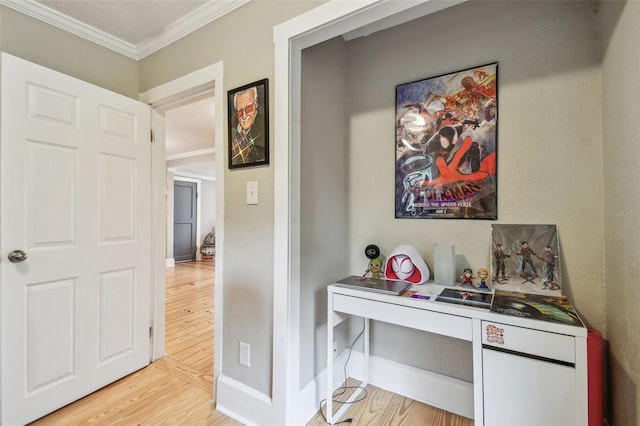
xmin=239 ymin=342 xmax=251 ymax=367
xmin=333 ymin=340 xmax=338 ymax=359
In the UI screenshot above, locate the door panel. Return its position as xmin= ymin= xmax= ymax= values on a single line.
xmin=100 ymin=154 xmax=135 ymax=241
xmin=28 ymin=141 xmax=77 ymax=246
xmin=1 ymin=53 xmax=152 ymax=425
xmin=27 ymin=279 xmax=76 ymax=392
xmin=99 ymin=268 xmax=136 ymax=363
xmin=174 ymin=181 xmax=197 ymax=262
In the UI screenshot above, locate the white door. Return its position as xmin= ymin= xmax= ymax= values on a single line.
xmin=0 ymin=53 xmax=152 ymax=425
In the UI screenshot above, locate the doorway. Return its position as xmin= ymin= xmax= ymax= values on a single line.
xmin=140 ymin=61 xmax=224 ymax=398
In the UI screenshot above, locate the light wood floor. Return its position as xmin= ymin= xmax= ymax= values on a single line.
xmin=306 ymin=378 xmax=474 ymax=426
xmin=31 ymin=261 xmax=473 ymax=425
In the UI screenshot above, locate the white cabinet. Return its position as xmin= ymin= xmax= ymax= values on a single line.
xmin=326 ymin=285 xmax=588 ymax=426
xmin=482 ymin=321 xmax=577 ymax=425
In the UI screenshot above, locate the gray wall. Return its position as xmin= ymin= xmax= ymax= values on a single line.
xmin=601 ymin=2 xmax=640 ymax=425
xmin=300 ymin=36 xmax=349 ymax=387
xmin=0 ymin=6 xmax=139 ymax=98
xmin=139 ymin=0 xmax=325 ymax=396
xmin=342 ymin=0 xmax=604 ymax=377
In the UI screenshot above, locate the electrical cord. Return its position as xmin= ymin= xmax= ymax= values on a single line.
xmin=319 ymin=320 xmax=368 ymax=424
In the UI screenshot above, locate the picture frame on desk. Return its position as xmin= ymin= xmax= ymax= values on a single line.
xmin=436 ymin=287 xmax=492 ymax=308
xmin=394 ymin=62 xmax=498 ymax=219
xmin=490 ymin=290 xmax=584 ymax=326
xmin=491 ymin=224 xmax=562 ymax=295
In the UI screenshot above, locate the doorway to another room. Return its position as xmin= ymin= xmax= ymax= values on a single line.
xmin=165 ymin=96 xmax=217 ymax=267
xmin=139 ymin=60 xmax=224 ymax=403
xmin=164 ymin=93 xmax=217 ymax=396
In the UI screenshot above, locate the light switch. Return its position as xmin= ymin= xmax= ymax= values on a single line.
xmin=247 ymin=181 xmax=258 ymax=205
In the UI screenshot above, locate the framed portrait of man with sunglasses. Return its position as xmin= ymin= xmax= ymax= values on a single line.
xmin=228 ymin=78 xmax=269 ymax=169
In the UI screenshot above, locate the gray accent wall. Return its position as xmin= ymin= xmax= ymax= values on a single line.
xmin=345 ymin=0 xmax=604 ymax=377
xmin=300 ymin=36 xmax=349 ymax=387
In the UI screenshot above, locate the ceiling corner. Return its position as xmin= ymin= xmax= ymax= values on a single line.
xmin=0 ymin=0 xmax=253 ymax=61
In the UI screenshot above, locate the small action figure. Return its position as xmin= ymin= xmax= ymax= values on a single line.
xmin=460 ymin=268 xmax=475 ymax=288
xmin=367 ymin=258 xmax=383 ymax=279
xmin=476 ymin=268 xmax=490 ymax=289
xmin=516 ymin=241 xmax=538 ymax=280
xmin=493 ymin=243 xmax=510 ymax=283
xmin=537 ymin=245 xmax=560 ymax=290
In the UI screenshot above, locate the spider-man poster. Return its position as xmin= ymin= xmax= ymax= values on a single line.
xmin=395 ymin=63 xmax=497 ymax=219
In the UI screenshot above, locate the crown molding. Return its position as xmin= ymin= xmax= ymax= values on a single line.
xmin=0 ymin=0 xmax=138 ymax=58
xmin=136 ymin=0 xmax=250 ymax=59
xmin=0 ymin=0 xmax=251 ymax=60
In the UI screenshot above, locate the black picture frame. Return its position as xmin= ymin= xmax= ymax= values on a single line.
xmin=228 ymin=78 xmax=269 ymax=169
xmin=395 ymin=63 xmax=498 ymax=219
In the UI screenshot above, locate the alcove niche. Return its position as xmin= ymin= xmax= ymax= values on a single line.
xmin=274 ymin=0 xmax=604 ymax=423
xmin=274 ymin=1 xmax=475 ymax=423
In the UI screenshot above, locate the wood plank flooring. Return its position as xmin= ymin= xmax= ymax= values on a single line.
xmin=30 ymin=260 xmax=473 ymax=425
xmin=306 ymin=378 xmax=474 ymax=426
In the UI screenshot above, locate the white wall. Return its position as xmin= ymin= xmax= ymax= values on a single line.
xmin=201 ymin=179 xmax=216 ymax=241
xmin=166 ymin=170 xmax=174 ymax=260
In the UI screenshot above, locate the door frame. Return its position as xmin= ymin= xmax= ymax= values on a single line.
xmin=139 ymin=61 xmax=224 ymax=394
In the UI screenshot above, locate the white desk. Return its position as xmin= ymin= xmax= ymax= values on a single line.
xmin=326 ymin=284 xmax=588 ymax=425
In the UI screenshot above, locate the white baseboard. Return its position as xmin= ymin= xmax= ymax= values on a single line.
xmin=293 ymin=350 xmax=474 ymax=425
xmin=166 ymin=258 xmax=175 ymax=267
xmin=216 ymin=374 xmax=273 ymax=426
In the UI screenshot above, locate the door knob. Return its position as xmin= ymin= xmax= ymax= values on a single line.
xmin=8 ymin=250 xmax=27 ymax=263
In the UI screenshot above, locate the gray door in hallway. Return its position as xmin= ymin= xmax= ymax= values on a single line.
xmin=174 ymin=180 xmax=197 ymax=262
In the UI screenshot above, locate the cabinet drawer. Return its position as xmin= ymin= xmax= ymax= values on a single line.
xmin=334 ymin=293 xmax=472 ymax=341
xmin=482 ymin=321 xmax=575 ymax=364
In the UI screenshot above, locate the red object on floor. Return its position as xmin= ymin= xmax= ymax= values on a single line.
xmin=587 ymin=328 xmax=603 ymax=426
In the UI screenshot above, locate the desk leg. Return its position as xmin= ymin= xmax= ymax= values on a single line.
xmin=363 ymin=317 xmax=370 ymax=383
xmin=327 ymin=310 xmax=370 ymax=425
xmin=472 ymin=318 xmax=484 ymax=426
xmin=327 ymin=293 xmax=334 ymax=424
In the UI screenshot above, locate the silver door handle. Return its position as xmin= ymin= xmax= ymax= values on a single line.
xmin=8 ymin=250 xmax=27 ymax=263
